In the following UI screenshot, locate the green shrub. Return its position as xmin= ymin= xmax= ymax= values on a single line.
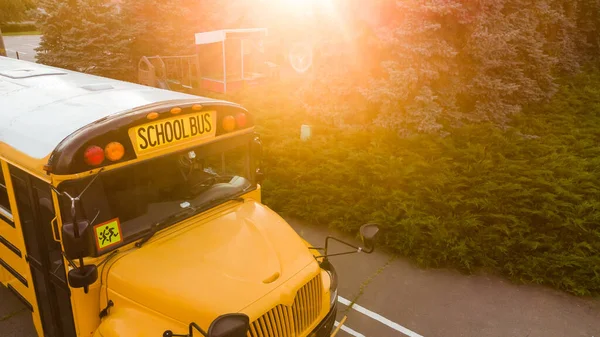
xmin=1 ymin=22 xmax=37 ymax=33
xmin=223 ymin=71 xmax=600 ymax=296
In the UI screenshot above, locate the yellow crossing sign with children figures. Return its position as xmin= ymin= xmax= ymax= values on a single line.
xmin=94 ymin=218 xmax=123 ymax=250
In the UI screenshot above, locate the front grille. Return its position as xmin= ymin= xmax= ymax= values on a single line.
xmin=248 ymin=274 xmax=323 ymax=337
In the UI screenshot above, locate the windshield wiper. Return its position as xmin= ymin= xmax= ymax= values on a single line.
xmin=189 ymin=174 xmax=237 ymax=196
xmin=135 ymin=206 xmax=198 ymax=248
xmin=135 ymin=195 xmax=246 ymax=248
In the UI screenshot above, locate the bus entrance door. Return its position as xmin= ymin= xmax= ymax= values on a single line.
xmin=0 ymin=161 xmax=40 ymax=329
xmin=10 ymin=166 xmax=77 ymax=337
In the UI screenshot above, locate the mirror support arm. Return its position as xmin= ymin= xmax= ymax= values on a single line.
xmin=189 ymin=322 xmax=208 ymax=337
xmin=319 ymin=250 xmax=363 ymax=259
xmin=325 ymin=236 xmax=360 ymax=254
xmin=316 ymin=236 xmax=374 ymax=260
xmin=163 ymin=322 xmax=208 ymax=337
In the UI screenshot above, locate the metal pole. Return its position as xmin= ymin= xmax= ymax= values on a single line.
xmin=0 ymin=27 xmax=7 ymax=57
xmin=222 ymin=39 xmax=227 ymax=93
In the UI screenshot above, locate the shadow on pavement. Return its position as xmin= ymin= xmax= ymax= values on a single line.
xmin=0 ymin=286 xmax=36 ymax=337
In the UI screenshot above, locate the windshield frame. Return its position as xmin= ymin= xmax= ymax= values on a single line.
xmin=55 ymin=133 xmax=258 ymax=257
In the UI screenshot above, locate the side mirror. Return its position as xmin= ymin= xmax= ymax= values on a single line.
xmin=163 ymin=313 xmax=250 ymax=337
xmin=62 ymin=219 xmax=92 ymax=259
xmin=359 ymin=223 xmax=380 ymax=252
xmin=319 ymin=223 xmax=381 ymax=259
xmin=52 ymin=175 xmax=102 ymax=294
xmin=207 ymin=314 xmax=250 ymax=337
xmin=68 ymin=264 xmax=98 ymax=288
xmin=255 ymin=168 xmax=265 ymax=184
xmin=252 ymin=136 xmax=264 ymax=184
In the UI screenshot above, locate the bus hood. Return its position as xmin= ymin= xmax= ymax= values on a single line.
xmin=105 ymin=200 xmax=317 ymax=325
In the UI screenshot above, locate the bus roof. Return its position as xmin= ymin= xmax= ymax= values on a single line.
xmin=0 ymin=58 xmax=229 ymax=176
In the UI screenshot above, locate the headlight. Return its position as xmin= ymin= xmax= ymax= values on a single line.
xmin=329 ymin=284 xmax=338 ymax=307
xmin=321 ymin=260 xmax=338 ymax=307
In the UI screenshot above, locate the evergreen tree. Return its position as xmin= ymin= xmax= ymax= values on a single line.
xmin=575 ymin=0 xmax=600 ymax=61
xmin=464 ymin=0 xmax=560 ymax=125
xmin=119 ymin=0 xmax=198 ymax=65
xmin=302 ymin=0 xmax=600 ymax=135
xmin=36 ymin=0 xmax=131 ymax=80
xmin=297 ymin=0 xmax=382 ymax=128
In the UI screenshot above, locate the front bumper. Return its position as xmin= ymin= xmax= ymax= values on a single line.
xmin=309 ymin=298 xmax=338 ymax=337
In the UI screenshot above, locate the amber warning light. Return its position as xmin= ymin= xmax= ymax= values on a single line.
xmin=105 ymin=142 xmax=125 ymax=161
xmin=222 ymin=113 xmax=247 ymax=132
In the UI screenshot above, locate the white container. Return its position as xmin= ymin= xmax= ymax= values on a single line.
xmin=300 ymin=124 xmax=312 ymax=141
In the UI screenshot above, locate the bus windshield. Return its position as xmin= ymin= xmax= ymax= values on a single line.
xmin=57 ymin=139 xmax=254 ymax=254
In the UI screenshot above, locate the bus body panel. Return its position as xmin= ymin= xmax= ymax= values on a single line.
xmin=0 ymin=160 xmax=49 ymax=337
xmin=0 ymin=58 xmax=336 ymax=337
xmin=0 ymin=57 xmax=229 ymax=174
xmin=104 ymin=200 xmax=316 ymax=322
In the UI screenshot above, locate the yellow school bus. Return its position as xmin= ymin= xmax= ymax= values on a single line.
xmin=0 ymin=57 xmax=379 ymax=337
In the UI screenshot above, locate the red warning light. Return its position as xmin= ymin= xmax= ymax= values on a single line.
xmin=84 ymin=146 xmax=105 ymax=166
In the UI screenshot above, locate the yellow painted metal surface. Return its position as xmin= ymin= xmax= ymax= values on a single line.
xmin=0 ymin=265 xmax=10 ymax=283
xmin=104 ymin=200 xmax=316 ymax=325
xmin=93 ymin=306 xmax=187 ymax=337
xmin=70 ymin=281 xmax=102 ymax=337
xmin=2 ymin=116 xmax=329 ymax=337
xmin=47 ymin=181 xmax=329 ymax=337
xmin=0 ymin=160 xmax=45 ymax=337
xmin=0 ymin=143 xmax=50 ymax=181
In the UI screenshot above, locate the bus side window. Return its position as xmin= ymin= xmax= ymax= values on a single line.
xmin=10 ymin=170 xmax=41 ymax=261
xmin=0 ymin=164 xmax=12 ymax=220
xmin=11 ymin=168 xmax=65 ymax=278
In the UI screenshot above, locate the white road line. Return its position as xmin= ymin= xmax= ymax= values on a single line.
xmin=5 ymin=49 xmax=28 ymax=54
xmin=334 ymin=321 xmax=366 ymax=337
xmin=338 ymin=296 xmax=424 ymax=337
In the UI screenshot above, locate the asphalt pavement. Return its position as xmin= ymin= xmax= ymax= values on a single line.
xmin=287 ymin=219 xmax=600 ymax=337
xmin=2 ymin=35 xmax=41 ymax=62
xmin=0 ymin=285 xmax=36 ymax=337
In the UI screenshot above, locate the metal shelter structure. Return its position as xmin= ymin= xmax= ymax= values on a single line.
xmin=138 ymin=55 xmax=199 ymax=92
xmin=194 ymin=28 xmax=274 ymax=93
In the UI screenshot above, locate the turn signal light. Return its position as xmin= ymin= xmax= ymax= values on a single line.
xmin=222 ymin=115 xmax=236 ymax=132
xmin=105 ymin=142 xmax=125 ymax=161
xmin=84 ymin=146 xmax=105 ymax=166
xmin=235 ymin=113 xmax=247 ymax=128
